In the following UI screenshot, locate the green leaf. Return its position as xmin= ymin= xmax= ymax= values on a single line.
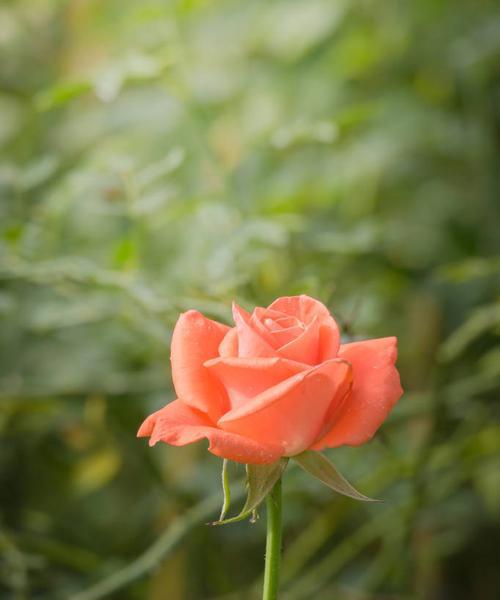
xmin=293 ymin=451 xmax=378 ymax=502
xmin=34 ymin=80 xmax=92 ymax=111
xmin=211 ymin=458 xmax=288 ymax=525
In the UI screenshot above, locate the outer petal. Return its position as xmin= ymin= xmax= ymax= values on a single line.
xmin=312 ymin=362 xmax=353 ymax=444
xmin=232 ymin=303 xmax=277 ymax=358
xmin=312 ymin=337 xmax=403 ymax=449
xmin=204 ymin=357 xmax=309 ymax=409
xmin=138 ymin=400 xmax=283 ymax=464
xmin=218 ymin=359 xmax=351 ymax=456
xmin=171 ymin=310 xmax=229 ymax=420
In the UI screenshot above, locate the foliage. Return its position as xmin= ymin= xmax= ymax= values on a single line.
xmin=1 ymin=0 xmax=500 ymax=598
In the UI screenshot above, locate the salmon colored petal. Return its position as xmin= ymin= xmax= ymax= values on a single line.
xmin=269 ymin=326 xmax=304 ymax=347
xmin=232 ymin=302 xmax=277 ymax=358
xmin=268 ymin=295 xmax=331 ymax=324
xmin=253 ymin=307 xmax=289 ymax=321
xmin=137 ymin=400 xmax=283 ymax=464
xmin=249 ymin=310 xmax=279 ymax=347
xmin=310 ymin=363 xmax=352 ymax=445
xmin=274 ymin=316 xmax=302 ymax=327
xmin=219 ymin=327 xmax=239 ymax=357
xmin=277 ymin=317 xmax=320 ymax=364
xmin=218 ymin=359 xmax=351 ymax=456
xmin=253 ymin=307 xmax=295 ymax=332
xmin=312 ymin=337 xmax=403 ymax=449
xmin=204 ymin=357 xmax=309 ymax=409
xmin=171 ymin=310 xmax=229 ymax=420
xmin=318 ymin=317 xmax=341 ymax=361
xmin=255 ymin=307 xmax=306 ymax=348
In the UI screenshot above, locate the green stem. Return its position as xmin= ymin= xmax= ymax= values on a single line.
xmin=262 ymin=477 xmax=282 ymax=600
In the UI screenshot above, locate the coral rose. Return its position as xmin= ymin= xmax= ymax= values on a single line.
xmin=138 ymin=295 xmax=403 ymax=464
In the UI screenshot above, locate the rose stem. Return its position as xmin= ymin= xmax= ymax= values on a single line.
xmin=262 ymin=477 xmax=282 ymax=600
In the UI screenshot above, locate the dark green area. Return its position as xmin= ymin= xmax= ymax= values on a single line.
xmin=1 ymin=0 xmax=500 ymax=598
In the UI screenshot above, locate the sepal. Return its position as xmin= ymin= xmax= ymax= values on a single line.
xmin=219 ymin=459 xmax=231 ymax=521
xmin=293 ymin=450 xmax=378 ymax=502
xmin=211 ymin=458 xmax=288 ymax=525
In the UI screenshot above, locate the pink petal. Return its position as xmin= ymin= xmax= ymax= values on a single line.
xmin=171 ymin=310 xmax=229 ymax=420
xmin=249 ymin=309 xmax=279 ymax=347
xmin=277 ymin=317 xmax=320 ymax=364
xmin=311 ymin=360 xmax=353 ymax=443
xmin=269 ymin=295 xmax=341 ymax=362
xmin=274 ymin=316 xmax=302 ymax=328
xmin=269 ymin=325 xmax=305 ymax=347
xmin=318 ymin=317 xmax=341 ymax=361
xmin=253 ymin=307 xmax=296 ymax=331
xmin=218 ymin=359 xmax=351 ymax=456
xmin=268 ymin=295 xmax=331 ymax=324
xmin=232 ymin=302 xmax=277 ymax=358
xmin=312 ymin=337 xmax=403 ymax=449
xmin=219 ymin=328 xmax=239 ymax=357
xmin=138 ymin=400 xmax=283 ymax=464
xmin=204 ymin=356 xmax=309 ymax=409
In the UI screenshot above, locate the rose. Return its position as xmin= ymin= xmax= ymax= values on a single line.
xmin=138 ymin=295 xmax=403 ymax=464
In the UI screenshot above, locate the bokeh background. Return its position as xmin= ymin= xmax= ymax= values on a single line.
xmin=1 ymin=0 xmax=500 ymax=598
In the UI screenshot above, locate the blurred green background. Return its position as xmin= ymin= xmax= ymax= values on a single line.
xmin=1 ymin=0 xmax=500 ymax=598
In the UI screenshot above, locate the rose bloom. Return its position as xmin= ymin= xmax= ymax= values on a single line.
xmin=138 ymin=295 xmax=403 ymax=464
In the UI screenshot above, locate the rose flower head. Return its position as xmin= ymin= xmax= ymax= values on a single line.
xmin=138 ymin=295 xmax=403 ymax=464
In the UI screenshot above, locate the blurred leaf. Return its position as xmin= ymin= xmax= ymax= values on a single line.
xmin=35 ymin=81 xmax=93 ymax=111
xmin=437 ymin=257 xmax=500 ymax=283
xmin=73 ymin=448 xmax=121 ymax=495
xmin=439 ymin=303 xmax=500 ymax=362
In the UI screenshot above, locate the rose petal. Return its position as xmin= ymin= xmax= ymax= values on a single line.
xmin=232 ymin=302 xmax=277 ymax=358
xmin=311 ymin=337 xmax=403 ymax=449
xmin=318 ymin=317 xmax=341 ymax=361
xmin=277 ymin=316 xmax=320 ymax=364
xmin=269 ymin=325 xmax=305 ymax=347
xmin=263 ymin=315 xmax=301 ymax=332
xmin=269 ymin=295 xmax=340 ymax=361
xmin=274 ymin=316 xmax=302 ymax=328
xmin=171 ymin=310 xmax=229 ymax=420
xmin=253 ymin=307 xmax=298 ymax=332
xmin=249 ymin=309 xmax=279 ymax=347
xmin=311 ymin=363 xmax=352 ymax=443
xmin=218 ymin=359 xmax=351 ymax=456
xmin=268 ymin=295 xmax=331 ymax=324
xmin=219 ymin=328 xmax=239 ymax=357
xmin=204 ymin=356 xmax=309 ymax=409
xmin=255 ymin=307 xmax=307 ymax=349
xmin=253 ymin=307 xmax=287 ymax=323
xmin=138 ymin=400 xmax=283 ymax=464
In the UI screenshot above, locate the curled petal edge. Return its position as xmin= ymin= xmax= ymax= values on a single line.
xmin=138 ymin=400 xmax=284 ymax=464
